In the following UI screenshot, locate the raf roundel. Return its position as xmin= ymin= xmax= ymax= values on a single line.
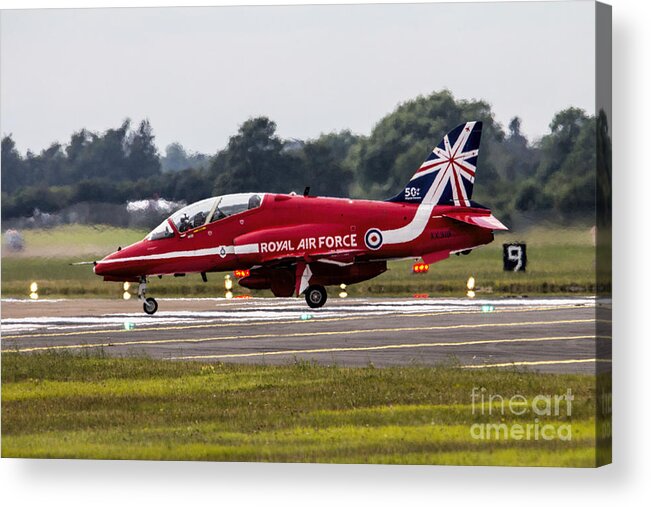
xmin=364 ymin=228 xmax=384 ymax=250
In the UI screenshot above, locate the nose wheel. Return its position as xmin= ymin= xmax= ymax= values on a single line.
xmin=305 ymin=285 xmax=327 ymax=309
xmin=143 ymin=297 xmax=158 ymax=315
xmin=138 ymin=277 xmax=159 ymax=315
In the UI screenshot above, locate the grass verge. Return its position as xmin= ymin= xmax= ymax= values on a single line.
xmin=1 ymin=351 xmax=602 ymax=466
xmin=2 ymin=225 xmax=598 ymax=298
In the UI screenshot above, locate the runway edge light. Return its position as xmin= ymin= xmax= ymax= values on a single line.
xmin=466 ymin=276 xmax=476 ymax=298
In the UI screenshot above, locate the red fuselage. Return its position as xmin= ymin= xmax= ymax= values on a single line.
xmin=94 ymin=193 xmax=494 ymax=287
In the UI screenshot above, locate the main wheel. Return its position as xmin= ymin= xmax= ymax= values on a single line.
xmin=305 ymin=285 xmax=327 ymax=309
xmin=143 ymin=297 xmax=158 ymax=315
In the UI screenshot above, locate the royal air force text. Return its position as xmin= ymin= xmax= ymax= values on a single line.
xmin=259 ymin=234 xmax=358 ymax=253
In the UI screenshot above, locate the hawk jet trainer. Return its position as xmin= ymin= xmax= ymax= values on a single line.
xmin=94 ymin=121 xmax=507 ymax=314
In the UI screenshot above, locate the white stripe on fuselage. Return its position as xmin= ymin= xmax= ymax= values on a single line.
xmin=234 ymin=243 xmax=260 ymax=255
xmin=97 ymin=245 xmax=238 ymax=265
xmin=382 ymin=206 xmax=437 ymax=245
xmin=380 ymin=168 xmax=448 ymax=245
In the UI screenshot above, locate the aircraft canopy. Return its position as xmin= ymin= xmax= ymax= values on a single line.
xmin=146 ymin=193 xmax=264 ymax=240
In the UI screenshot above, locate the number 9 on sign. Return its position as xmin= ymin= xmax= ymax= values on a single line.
xmin=503 ymin=243 xmax=527 ymax=272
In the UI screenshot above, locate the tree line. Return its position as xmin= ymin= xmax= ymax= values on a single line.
xmin=1 ymin=90 xmax=610 ymax=225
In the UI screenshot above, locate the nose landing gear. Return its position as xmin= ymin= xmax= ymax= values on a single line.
xmin=143 ymin=297 xmax=158 ymax=315
xmin=138 ymin=277 xmax=159 ymax=315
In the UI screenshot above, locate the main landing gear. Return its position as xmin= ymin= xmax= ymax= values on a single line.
xmin=138 ymin=277 xmax=159 ymax=315
xmin=304 ymin=285 xmax=327 ymax=309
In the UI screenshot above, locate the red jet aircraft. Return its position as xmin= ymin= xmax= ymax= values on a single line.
xmin=94 ymin=121 xmax=507 ymax=314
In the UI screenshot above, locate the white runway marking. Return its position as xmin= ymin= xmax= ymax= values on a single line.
xmin=1 ymin=297 xmax=595 ymax=335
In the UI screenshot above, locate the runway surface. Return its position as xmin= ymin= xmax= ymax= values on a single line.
xmin=1 ymin=297 xmax=611 ymax=373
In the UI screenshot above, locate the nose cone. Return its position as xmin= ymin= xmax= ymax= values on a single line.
xmin=94 ymin=241 xmax=146 ymax=280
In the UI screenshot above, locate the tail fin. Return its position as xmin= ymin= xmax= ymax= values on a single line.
xmin=387 ymin=121 xmax=482 ymax=207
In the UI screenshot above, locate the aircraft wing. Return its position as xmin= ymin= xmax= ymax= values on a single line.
xmin=443 ymin=212 xmax=508 ymax=231
xmin=236 ymin=248 xmax=375 ymax=297
xmin=258 ymin=249 xmax=367 ymax=267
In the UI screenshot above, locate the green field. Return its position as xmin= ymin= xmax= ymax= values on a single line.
xmin=3 ymin=224 xmax=148 ymax=253
xmin=1 ymin=352 xmax=604 ymax=465
xmin=1 ymin=224 xmax=597 ymax=298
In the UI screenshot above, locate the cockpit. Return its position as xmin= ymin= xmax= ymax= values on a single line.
xmin=146 ymin=193 xmax=264 ymax=241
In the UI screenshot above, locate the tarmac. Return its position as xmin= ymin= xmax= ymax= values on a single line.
xmin=1 ymin=296 xmax=611 ymax=373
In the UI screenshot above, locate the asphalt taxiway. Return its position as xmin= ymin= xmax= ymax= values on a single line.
xmin=1 ymin=297 xmax=611 ymax=373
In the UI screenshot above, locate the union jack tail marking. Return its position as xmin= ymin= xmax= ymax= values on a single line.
xmin=387 ymin=121 xmax=483 ymax=207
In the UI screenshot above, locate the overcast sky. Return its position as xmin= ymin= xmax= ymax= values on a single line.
xmin=1 ymin=1 xmax=595 ymax=155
